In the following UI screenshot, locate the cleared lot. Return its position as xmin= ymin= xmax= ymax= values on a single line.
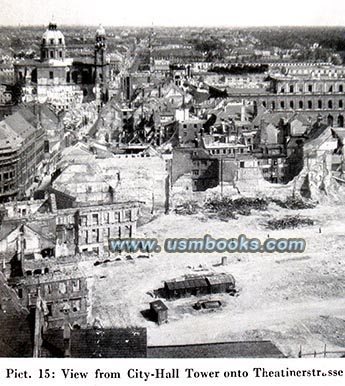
xmin=85 ymin=203 xmax=345 ymax=357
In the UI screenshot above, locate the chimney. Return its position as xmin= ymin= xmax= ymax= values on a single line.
xmin=221 ymin=120 xmax=226 ymax=134
xmin=33 ymin=291 xmax=44 ymax=358
xmin=241 ymin=101 xmax=246 ymax=122
xmin=17 ymin=225 xmax=25 ymax=262
xmin=49 ymin=193 xmax=57 ymax=213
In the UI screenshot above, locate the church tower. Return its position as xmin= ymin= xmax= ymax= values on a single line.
xmin=94 ymin=25 xmax=108 ymax=105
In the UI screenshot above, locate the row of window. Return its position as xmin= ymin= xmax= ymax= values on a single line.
xmin=23 ymin=279 xmax=81 ymax=296
xmin=279 ymin=84 xmax=345 ymax=93
xmin=288 ymin=68 xmax=343 ymax=75
xmin=45 ymin=298 xmax=82 ymax=317
xmin=44 ymin=50 xmax=64 ymax=60
xmin=0 ymin=171 xmax=15 ymax=182
xmin=182 ymin=123 xmax=200 ymax=129
xmin=262 ymin=100 xmax=345 ymax=110
xmin=78 ymin=210 xmax=132 ymax=226
xmin=0 ymin=183 xmax=16 ymax=194
xmin=192 ymin=160 xmax=210 ymax=167
xmin=208 ymin=147 xmax=248 ymax=155
xmin=42 ymin=38 xmax=63 ymax=45
xmin=57 ymin=210 xmax=132 ymax=226
xmin=80 ymin=225 xmax=132 ymax=244
xmin=81 ymin=228 xmax=101 ymax=244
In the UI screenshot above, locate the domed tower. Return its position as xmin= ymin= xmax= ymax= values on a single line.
xmin=94 ymin=25 xmax=108 ymax=104
xmin=40 ymin=22 xmax=66 ymax=62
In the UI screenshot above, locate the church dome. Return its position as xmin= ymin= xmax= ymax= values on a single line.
xmin=42 ymin=22 xmax=65 ymax=46
xmin=40 ymin=22 xmax=66 ymax=61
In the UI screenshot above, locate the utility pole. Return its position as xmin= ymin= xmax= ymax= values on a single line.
xmin=220 ymin=158 xmax=223 ymax=197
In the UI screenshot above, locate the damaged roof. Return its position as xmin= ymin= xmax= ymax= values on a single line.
xmin=147 ymin=340 xmax=284 ymax=358
xmin=0 ymin=273 xmax=32 ymax=357
xmin=42 ymin=327 xmax=147 ymax=358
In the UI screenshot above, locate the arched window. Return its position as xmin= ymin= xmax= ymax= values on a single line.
xmin=308 ymin=100 xmax=313 ymax=109
xmin=339 ymin=100 xmax=343 ymax=109
xmin=299 ymin=101 xmax=304 ymax=109
xmin=327 ymin=115 xmax=334 ymax=126
xmin=328 ymin=100 xmax=333 ymax=109
xmin=262 ymin=101 xmax=266 ymax=108
xmin=290 ymin=100 xmax=294 ymax=109
xmin=289 ymin=85 xmax=294 ymax=93
xmin=318 ymin=100 xmax=322 ymax=109
xmin=280 ymin=101 xmax=285 ymax=109
xmin=339 ymin=84 xmax=344 ymax=93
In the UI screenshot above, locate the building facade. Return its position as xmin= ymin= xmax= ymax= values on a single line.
xmin=15 ymin=273 xmax=89 ymax=329
xmin=227 ymin=66 xmax=345 ymax=128
xmin=0 ymin=108 xmax=45 ymax=202
xmin=55 ymin=201 xmax=140 ymax=256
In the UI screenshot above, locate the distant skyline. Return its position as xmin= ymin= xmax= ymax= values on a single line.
xmin=0 ymin=0 xmax=345 ymax=27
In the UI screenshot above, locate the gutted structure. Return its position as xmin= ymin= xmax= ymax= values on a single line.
xmin=13 ymin=271 xmax=89 ymax=329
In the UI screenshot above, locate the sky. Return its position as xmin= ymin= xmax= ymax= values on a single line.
xmin=0 ymin=0 xmax=344 ymax=27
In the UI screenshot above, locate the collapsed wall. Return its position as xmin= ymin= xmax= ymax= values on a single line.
xmin=171 ymin=127 xmax=341 ymax=207
xmin=97 ymin=155 xmax=169 ymax=219
xmin=292 ymin=151 xmax=336 ymax=201
xmin=171 ymin=158 xmax=294 ymax=208
xmin=234 ymin=160 xmax=294 ymax=199
xmin=291 ymin=126 xmax=339 ymax=201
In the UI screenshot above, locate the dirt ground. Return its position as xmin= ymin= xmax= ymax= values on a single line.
xmin=83 ymin=202 xmax=345 ymax=358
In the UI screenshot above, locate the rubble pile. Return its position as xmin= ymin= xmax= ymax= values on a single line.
xmin=175 ymin=200 xmax=201 ymax=215
xmin=272 ymin=196 xmax=316 ymax=210
xmin=205 ymin=196 xmax=269 ymax=220
xmin=266 ymin=215 xmax=314 ymax=230
xmin=63 ymin=101 xmax=98 ymax=131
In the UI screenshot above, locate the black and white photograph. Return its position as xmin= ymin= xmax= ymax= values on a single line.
xmin=1 ymin=0 xmax=345 ymax=367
